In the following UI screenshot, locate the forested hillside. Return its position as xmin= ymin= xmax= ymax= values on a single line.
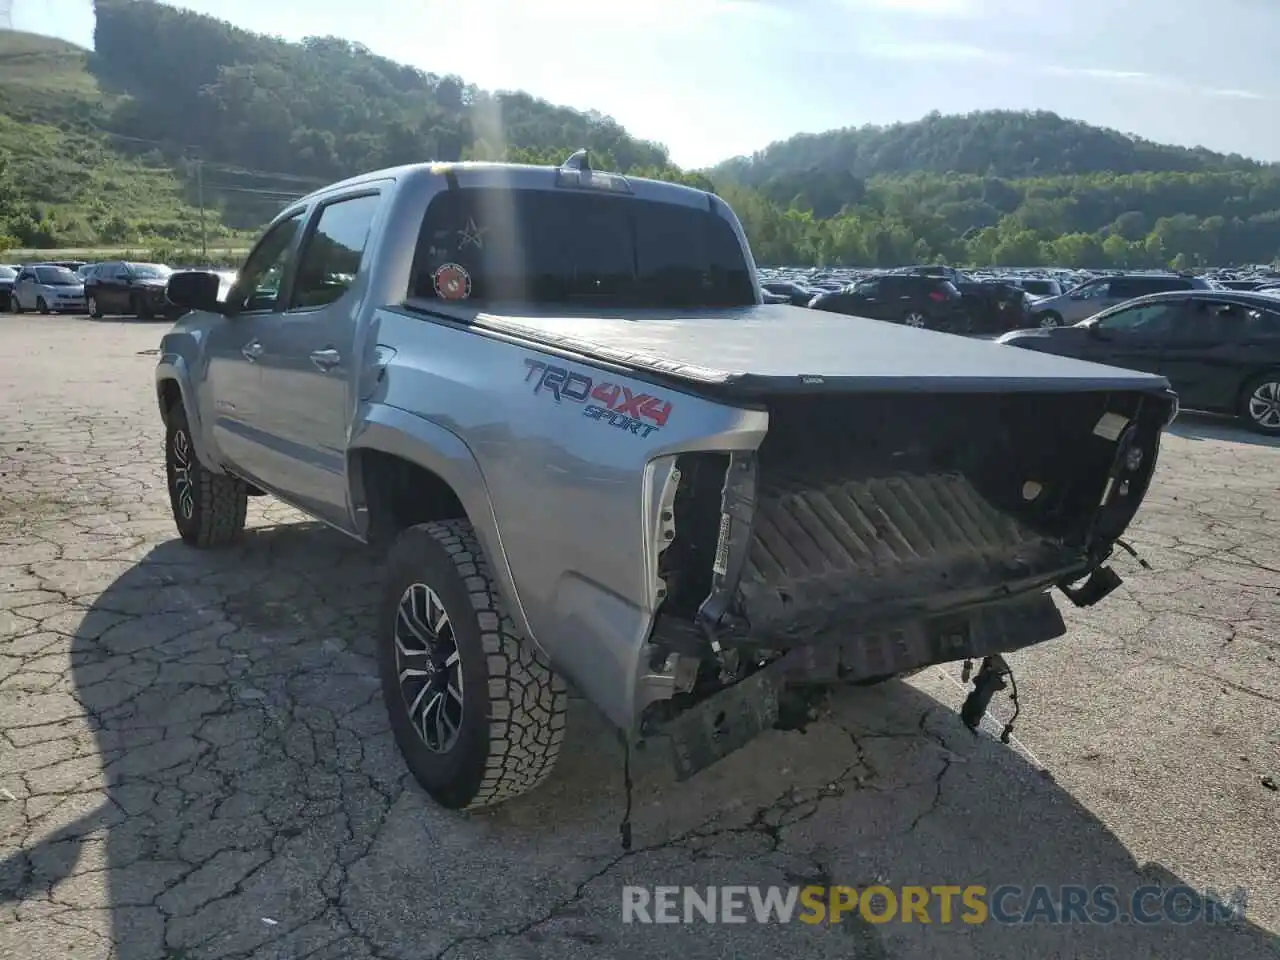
xmin=1 ymin=0 xmax=1279 ymax=268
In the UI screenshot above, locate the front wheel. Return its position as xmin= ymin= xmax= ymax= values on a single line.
xmin=37 ymin=297 xmax=50 ymax=315
xmin=1241 ymin=372 xmax=1280 ymax=435
xmin=1037 ymin=311 xmax=1063 ymax=328
xmin=164 ymin=404 xmax=248 ymax=546
xmin=87 ymin=295 xmax=103 ymax=319
xmin=378 ymin=519 xmax=568 ymax=810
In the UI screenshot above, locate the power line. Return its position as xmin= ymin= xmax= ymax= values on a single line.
xmin=99 ymin=131 xmax=331 ymax=186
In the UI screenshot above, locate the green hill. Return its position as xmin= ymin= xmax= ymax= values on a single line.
xmin=0 ymin=0 xmax=702 ymax=258
xmin=2 ymin=1 xmax=1280 ymax=269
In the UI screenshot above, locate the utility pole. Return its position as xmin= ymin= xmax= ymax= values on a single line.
xmin=195 ymin=158 xmax=207 ymax=262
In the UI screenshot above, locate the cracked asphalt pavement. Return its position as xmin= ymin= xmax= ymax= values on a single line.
xmin=1 ymin=316 xmax=1278 ymax=959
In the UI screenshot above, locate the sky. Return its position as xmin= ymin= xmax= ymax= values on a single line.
xmin=16 ymin=0 xmax=1280 ymax=169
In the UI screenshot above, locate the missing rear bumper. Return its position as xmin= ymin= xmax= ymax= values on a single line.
xmin=660 ymin=659 xmax=784 ymax=781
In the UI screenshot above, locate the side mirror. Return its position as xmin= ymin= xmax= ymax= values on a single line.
xmin=166 ymin=271 xmax=222 ymax=313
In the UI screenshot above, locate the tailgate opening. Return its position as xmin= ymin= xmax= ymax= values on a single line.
xmin=660 ymin=388 xmax=1168 ymax=649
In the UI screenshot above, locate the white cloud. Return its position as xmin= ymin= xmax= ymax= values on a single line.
xmin=861 ymin=46 xmax=1275 ymax=101
xmin=860 ymin=41 xmax=1002 ymax=61
xmin=1043 ymin=64 xmax=1272 ymax=100
xmin=840 ymin=0 xmax=987 ymax=16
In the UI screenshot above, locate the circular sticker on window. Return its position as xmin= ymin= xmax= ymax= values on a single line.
xmin=433 ymin=262 xmax=472 ymax=301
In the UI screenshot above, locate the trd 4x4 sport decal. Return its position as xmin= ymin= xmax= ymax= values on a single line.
xmin=522 ymin=358 xmax=673 ymax=438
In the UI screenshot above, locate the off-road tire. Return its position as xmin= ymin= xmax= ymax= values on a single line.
xmin=164 ymin=403 xmax=248 ymax=547
xmin=378 ymin=519 xmax=568 ymax=810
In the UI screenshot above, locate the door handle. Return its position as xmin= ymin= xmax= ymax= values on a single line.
xmin=310 ymin=347 xmax=342 ymax=371
xmin=241 ymin=340 xmax=263 ymax=362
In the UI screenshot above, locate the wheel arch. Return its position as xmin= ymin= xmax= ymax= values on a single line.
xmin=155 ymin=355 xmax=218 ymax=469
xmin=349 ymin=404 xmax=539 ymax=651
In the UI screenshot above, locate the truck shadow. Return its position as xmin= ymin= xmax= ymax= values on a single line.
xmin=2 ymin=522 xmax=1276 ymax=958
xmin=1167 ymin=411 xmax=1280 ymax=449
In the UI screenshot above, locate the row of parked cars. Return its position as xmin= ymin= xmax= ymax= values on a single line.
xmin=0 ymin=259 xmax=188 ymax=319
xmin=760 ymin=264 xmax=1280 ymax=435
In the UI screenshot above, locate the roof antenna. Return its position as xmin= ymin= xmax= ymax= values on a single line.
xmin=562 ymin=148 xmax=591 ymax=172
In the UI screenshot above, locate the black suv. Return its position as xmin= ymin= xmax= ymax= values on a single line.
xmin=808 ymin=274 xmax=967 ymax=331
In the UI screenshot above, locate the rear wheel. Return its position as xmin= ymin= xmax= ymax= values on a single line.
xmin=1037 ymin=311 xmax=1063 ymax=328
xmin=11 ymin=295 xmax=22 ymax=314
xmin=1241 ymin=372 xmax=1280 ymax=435
xmin=87 ymin=295 xmax=103 ymax=319
xmin=164 ymin=404 xmax=248 ymax=546
xmin=378 ymin=519 xmax=568 ymax=810
xmin=903 ymin=311 xmax=927 ymax=329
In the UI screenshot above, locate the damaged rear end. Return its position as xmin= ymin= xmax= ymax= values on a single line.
xmin=643 ymin=384 xmax=1175 ymax=776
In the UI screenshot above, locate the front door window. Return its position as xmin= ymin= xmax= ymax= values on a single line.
xmin=229 ymin=213 xmax=305 ymax=313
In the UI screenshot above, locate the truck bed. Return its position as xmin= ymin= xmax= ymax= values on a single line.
xmin=410 ymin=300 xmax=1172 ymax=396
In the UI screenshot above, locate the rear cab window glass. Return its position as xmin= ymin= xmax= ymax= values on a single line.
xmin=410 ymin=187 xmax=754 ymax=308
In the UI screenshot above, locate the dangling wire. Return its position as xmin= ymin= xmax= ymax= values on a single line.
xmin=1000 ymin=668 xmax=1021 ymax=745
xmin=618 ymin=731 xmax=634 ymax=851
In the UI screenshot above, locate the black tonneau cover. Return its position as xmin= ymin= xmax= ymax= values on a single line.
xmin=408 ymin=300 xmax=1172 ymax=396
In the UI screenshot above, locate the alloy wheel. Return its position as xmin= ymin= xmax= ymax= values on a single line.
xmin=170 ymin=428 xmax=195 ymax=519
xmin=1247 ymin=379 xmax=1280 ymax=430
xmin=394 ymin=583 xmax=464 ymax=754
xmin=904 ymin=312 xmax=927 ymax=328
xmin=88 ymin=296 xmax=98 ymax=317
xmin=1039 ymin=314 xmax=1062 ymax=328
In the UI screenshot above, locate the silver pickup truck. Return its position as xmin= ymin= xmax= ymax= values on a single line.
xmin=156 ymin=153 xmax=1177 ymax=813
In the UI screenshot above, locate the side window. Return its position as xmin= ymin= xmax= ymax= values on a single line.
xmin=1187 ymin=299 xmax=1272 ymax=338
xmin=1075 ymin=280 xmax=1111 ymax=300
xmin=229 ymin=212 xmax=305 ymax=313
xmin=288 ymin=193 xmax=381 ymax=310
xmin=1108 ymin=278 xmax=1140 ymax=299
xmin=853 ymin=278 xmax=880 ymax=296
xmin=1095 ymin=301 xmax=1183 ymax=333
xmin=1243 ymin=305 xmax=1280 ymax=336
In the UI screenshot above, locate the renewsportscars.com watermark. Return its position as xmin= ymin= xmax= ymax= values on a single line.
xmin=622 ymin=885 xmax=1249 ymax=926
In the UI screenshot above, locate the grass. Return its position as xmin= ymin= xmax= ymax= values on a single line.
xmin=0 ymin=30 xmax=257 ymax=252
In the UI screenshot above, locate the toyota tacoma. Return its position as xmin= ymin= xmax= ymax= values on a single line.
xmin=156 ymin=153 xmax=1177 ymax=814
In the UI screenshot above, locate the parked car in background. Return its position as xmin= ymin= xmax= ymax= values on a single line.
xmin=1000 ymin=290 xmax=1280 ymax=434
xmin=0 ymin=265 xmax=16 ymax=311
xmin=85 ymin=261 xmax=175 ymax=319
xmin=1029 ymin=274 xmax=1211 ymax=327
xmin=1016 ymin=278 xmax=1064 ymax=299
xmin=11 ymin=264 xmax=87 ymax=314
xmin=809 ymin=273 xmax=967 ymax=331
xmin=761 ymin=279 xmax=816 ymax=306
